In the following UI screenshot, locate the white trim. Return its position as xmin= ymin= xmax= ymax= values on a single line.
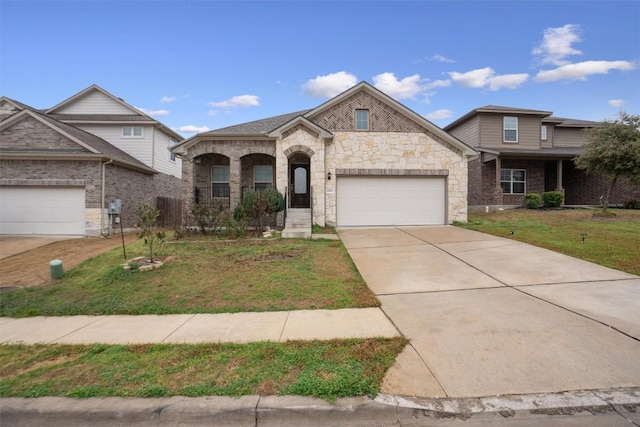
xmin=541 ymin=125 xmax=548 ymax=141
xmin=503 ymin=116 xmax=519 ymax=143
xmin=500 ymin=168 xmax=526 ymax=194
xmin=122 ymin=126 xmax=144 ymax=138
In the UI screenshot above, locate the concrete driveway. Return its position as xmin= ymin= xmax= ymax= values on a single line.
xmin=339 ymin=226 xmax=640 ymax=399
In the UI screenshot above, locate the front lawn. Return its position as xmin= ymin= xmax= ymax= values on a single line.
xmin=0 ymin=338 xmax=407 ymax=401
xmin=0 ymin=237 xmax=378 ymax=317
xmin=458 ymin=208 xmax=640 ymax=275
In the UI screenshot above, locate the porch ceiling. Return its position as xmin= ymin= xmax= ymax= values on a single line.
xmin=480 ymin=147 xmax=582 ymax=161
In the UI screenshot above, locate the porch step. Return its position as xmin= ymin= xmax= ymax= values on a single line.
xmin=282 ymin=208 xmax=311 ymax=238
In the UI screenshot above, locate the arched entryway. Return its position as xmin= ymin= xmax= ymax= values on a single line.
xmin=288 ymin=153 xmax=310 ymax=208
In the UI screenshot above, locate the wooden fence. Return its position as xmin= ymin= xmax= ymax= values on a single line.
xmin=156 ymin=197 xmax=182 ymax=228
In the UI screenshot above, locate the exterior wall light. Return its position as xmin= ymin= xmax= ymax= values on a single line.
xmin=327 ymin=172 xmax=332 ymax=180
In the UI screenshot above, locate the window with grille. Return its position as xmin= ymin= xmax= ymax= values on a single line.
xmin=503 ymin=117 xmax=518 ymax=143
xmin=501 ymin=169 xmax=526 ymax=194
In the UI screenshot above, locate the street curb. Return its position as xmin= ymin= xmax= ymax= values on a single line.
xmin=1 ymin=388 xmax=638 ymax=426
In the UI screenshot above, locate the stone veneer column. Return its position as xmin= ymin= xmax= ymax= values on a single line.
xmin=181 ymin=155 xmax=194 ymax=209
xmin=229 ymin=155 xmax=241 ymax=208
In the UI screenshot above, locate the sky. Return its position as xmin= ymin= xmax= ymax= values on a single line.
xmin=1 ymin=1 xmax=639 ymax=137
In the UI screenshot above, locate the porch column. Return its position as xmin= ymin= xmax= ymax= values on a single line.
xmin=556 ymin=160 xmax=564 ymax=191
xmin=229 ymin=155 xmax=241 ymax=208
xmin=181 ymin=154 xmax=195 ymax=208
xmin=495 ymin=157 xmax=502 ymax=191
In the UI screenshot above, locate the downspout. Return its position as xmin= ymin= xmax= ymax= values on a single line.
xmin=101 ymin=158 xmax=113 ymax=236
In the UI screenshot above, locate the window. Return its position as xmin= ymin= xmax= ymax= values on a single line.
xmin=254 ymin=165 xmax=273 ymax=190
xmin=211 ymin=166 xmax=230 ymax=197
xmin=501 ymin=169 xmax=526 ymax=194
xmin=541 ymin=125 xmax=547 ymax=141
xmin=356 ymin=109 xmax=369 ymax=130
xmin=169 ymin=139 xmax=176 ymax=162
xmin=123 ymin=127 xmax=143 ymax=137
xmin=503 ymin=117 xmax=518 ymax=143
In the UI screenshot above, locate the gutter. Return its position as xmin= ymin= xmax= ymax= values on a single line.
xmin=101 ymin=159 xmax=113 ymax=235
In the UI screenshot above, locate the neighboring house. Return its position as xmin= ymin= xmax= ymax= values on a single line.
xmin=444 ymin=105 xmax=640 ymax=208
xmin=171 ymin=82 xmax=476 ymax=233
xmin=45 ymin=84 xmax=182 ymax=179
xmin=0 ymin=88 xmax=184 ymax=236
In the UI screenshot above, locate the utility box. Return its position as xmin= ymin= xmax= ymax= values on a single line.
xmin=108 ymin=199 xmax=122 ymax=215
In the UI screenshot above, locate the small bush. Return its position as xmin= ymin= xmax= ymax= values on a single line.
xmin=542 ymin=191 xmax=564 ymax=208
xmin=235 ymin=188 xmax=285 ymax=231
xmin=622 ymin=199 xmax=639 ymax=209
xmin=524 ymin=193 xmax=541 ymax=209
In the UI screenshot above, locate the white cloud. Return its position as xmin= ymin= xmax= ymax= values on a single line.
xmin=535 ymin=60 xmax=636 ymax=82
xmin=424 ymin=109 xmax=453 ymax=121
xmin=208 ymin=110 xmax=219 ymax=117
xmin=302 ymin=71 xmax=358 ymax=98
xmin=489 ymin=73 xmax=529 ymax=90
xmin=608 ymin=99 xmax=627 ymax=108
xmin=533 ymin=24 xmax=582 ymax=66
xmin=159 ymin=96 xmax=176 ymax=104
xmin=432 ymin=54 xmax=454 ymax=63
xmin=448 ymin=67 xmax=495 ymax=88
xmin=208 ymin=94 xmax=260 ymax=108
xmin=135 ymin=106 xmax=169 ymax=116
xmin=372 ymin=72 xmax=422 ymax=99
xmin=424 ymin=79 xmax=451 ymax=90
xmin=178 ymin=125 xmax=210 ymax=133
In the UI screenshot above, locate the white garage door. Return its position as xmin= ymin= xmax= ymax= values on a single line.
xmin=0 ymin=187 xmax=85 ymax=235
xmin=337 ymin=176 xmax=446 ymax=226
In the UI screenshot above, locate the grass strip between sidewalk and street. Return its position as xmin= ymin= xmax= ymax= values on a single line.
xmin=457 ymin=208 xmax=640 ymax=275
xmin=0 ymin=338 xmax=407 ymax=401
xmin=0 ymin=237 xmax=378 ymax=317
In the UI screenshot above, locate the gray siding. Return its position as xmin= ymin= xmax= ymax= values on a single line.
xmin=448 ymin=116 xmax=480 ymax=147
xmin=553 ymin=127 xmax=588 ymax=148
xmin=479 ymin=114 xmax=542 ymax=150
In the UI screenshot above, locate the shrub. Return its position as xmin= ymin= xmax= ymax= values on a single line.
xmin=235 ymin=187 xmax=285 ymax=231
xmin=524 ymin=193 xmax=541 ymax=209
xmin=189 ymin=203 xmax=227 ymax=235
xmin=542 ymin=191 xmax=564 ymax=208
xmin=622 ymin=199 xmax=639 ymax=209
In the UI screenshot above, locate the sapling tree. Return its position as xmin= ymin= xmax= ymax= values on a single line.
xmin=135 ymin=203 xmax=166 ymax=262
xmin=574 ymin=112 xmax=640 ymax=214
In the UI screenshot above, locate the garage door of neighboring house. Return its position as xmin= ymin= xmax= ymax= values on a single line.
xmin=0 ymin=187 xmax=85 ymax=235
xmin=337 ymin=176 xmax=446 ymax=226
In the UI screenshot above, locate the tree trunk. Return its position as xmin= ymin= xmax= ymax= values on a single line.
xmin=602 ymin=175 xmax=618 ymax=214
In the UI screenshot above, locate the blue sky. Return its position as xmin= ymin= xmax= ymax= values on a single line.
xmin=1 ymin=1 xmax=638 ymax=137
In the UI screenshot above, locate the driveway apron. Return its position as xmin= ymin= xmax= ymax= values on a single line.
xmin=339 ymin=226 xmax=640 ymax=399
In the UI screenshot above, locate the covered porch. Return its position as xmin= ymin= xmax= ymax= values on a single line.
xmin=476 ymin=148 xmax=581 ymax=206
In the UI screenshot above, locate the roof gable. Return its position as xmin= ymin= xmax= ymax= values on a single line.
xmin=1 ymin=110 xmax=100 ymax=154
xmin=46 ymin=84 xmax=142 ymax=115
xmin=267 ymin=115 xmax=332 ymax=139
xmin=0 ymin=109 xmax=155 ymax=173
xmin=306 ymin=82 xmax=475 ymax=155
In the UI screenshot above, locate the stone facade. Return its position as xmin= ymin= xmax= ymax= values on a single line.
xmin=326 ymin=132 xmax=468 ymax=224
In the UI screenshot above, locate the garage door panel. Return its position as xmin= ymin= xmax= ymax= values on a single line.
xmin=0 ymin=187 xmax=85 ymax=235
xmin=337 ymin=177 xmax=445 ymax=227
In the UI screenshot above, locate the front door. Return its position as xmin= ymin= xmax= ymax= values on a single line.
xmin=290 ymin=164 xmax=310 ymax=208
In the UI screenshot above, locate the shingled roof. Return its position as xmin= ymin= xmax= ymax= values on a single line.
xmin=199 ymin=110 xmax=312 ymax=137
xmin=1 ymin=98 xmax=156 ymax=173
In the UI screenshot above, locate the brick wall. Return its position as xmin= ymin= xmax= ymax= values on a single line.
xmin=1 ymin=116 xmax=90 ymax=152
xmin=563 ymin=163 xmax=640 ymax=205
xmin=0 ymin=159 xmax=102 ymax=207
xmin=105 ymin=164 xmax=180 ymax=227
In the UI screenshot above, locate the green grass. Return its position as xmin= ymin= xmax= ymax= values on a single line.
xmin=458 ymin=208 xmax=640 ymax=275
xmin=0 ymin=238 xmax=378 ymax=317
xmin=0 ymin=338 xmax=407 ymax=401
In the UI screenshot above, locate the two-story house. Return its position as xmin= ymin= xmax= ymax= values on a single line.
xmin=444 ymin=105 xmax=639 ymax=208
xmin=0 ymin=85 xmax=183 ymax=236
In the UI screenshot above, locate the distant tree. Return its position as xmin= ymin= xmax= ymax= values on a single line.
xmin=574 ymin=112 xmax=640 ymax=213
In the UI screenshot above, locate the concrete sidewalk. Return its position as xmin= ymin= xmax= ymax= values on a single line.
xmin=0 ymin=307 xmax=399 ymax=345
